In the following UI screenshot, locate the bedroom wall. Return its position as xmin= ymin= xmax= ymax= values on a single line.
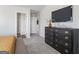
xmin=0 ymin=6 xmax=31 ymax=38
xmin=39 ymin=5 xmax=79 ymax=38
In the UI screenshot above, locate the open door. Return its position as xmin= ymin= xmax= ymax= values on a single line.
xmin=17 ymin=13 xmax=26 ymax=38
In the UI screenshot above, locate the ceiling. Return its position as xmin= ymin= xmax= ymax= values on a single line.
xmin=15 ymin=5 xmax=45 ymax=11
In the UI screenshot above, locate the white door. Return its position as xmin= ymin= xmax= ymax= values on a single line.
xmin=19 ymin=13 xmax=26 ymax=35
xmin=31 ymin=17 xmax=39 ymax=34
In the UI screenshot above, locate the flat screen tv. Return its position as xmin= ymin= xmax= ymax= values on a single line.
xmin=52 ymin=6 xmax=72 ymax=22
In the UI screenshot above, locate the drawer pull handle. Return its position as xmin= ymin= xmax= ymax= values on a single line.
xmin=50 ymin=42 xmax=53 ymax=44
xmin=65 ymin=37 xmax=69 ymax=39
xmin=65 ymin=43 xmax=68 ymax=46
xmin=55 ymin=44 xmax=58 ymax=47
xmin=56 ymin=39 xmax=58 ymax=42
xmin=65 ymin=31 xmax=69 ymax=34
xmin=65 ymin=49 xmax=69 ymax=53
xmin=56 ymin=34 xmax=58 ymax=36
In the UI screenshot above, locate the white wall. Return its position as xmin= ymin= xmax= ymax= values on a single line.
xmin=39 ymin=5 xmax=79 ymax=38
xmin=0 ymin=6 xmax=31 ymax=38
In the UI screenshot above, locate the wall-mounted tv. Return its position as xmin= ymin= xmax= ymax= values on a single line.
xmin=52 ymin=6 xmax=72 ymax=22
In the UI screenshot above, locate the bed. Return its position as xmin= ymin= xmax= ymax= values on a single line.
xmin=0 ymin=36 xmax=16 ymax=54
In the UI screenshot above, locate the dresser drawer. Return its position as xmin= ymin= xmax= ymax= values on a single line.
xmin=61 ymin=46 xmax=73 ymax=54
xmin=49 ymin=41 xmax=54 ymax=47
xmin=45 ymin=27 xmax=54 ymax=32
xmin=45 ymin=35 xmax=54 ymax=40
xmin=54 ymin=42 xmax=72 ymax=54
xmin=55 ymin=32 xmax=71 ymax=36
xmin=55 ymin=29 xmax=72 ymax=35
xmin=53 ymin=43 xmax=65 ymax=53
xmin=49 ymin=28 xmax=54 ymax=32
xmin=55 ymin=33 xmax=72 ymax=41
xmin=49 ymin=33 xmax=54 ymax=36
xmin=55 ymin=36 xmax=71 ymax=42
xmin=45 ymin=40 xmax=54 ymax=47
xmin=55 ymin=38 xmax=72 ymax=47
xmin=45 ymin=31 xmax=53 ymax=36
xmin=59 ymin=47 xmax=72 ymax=54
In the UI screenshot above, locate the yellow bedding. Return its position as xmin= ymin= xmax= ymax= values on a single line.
xmin=0 ymin=36 xmax=16 ymax=54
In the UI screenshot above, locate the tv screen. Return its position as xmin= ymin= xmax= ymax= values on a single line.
xmin=52 ymin=6 xmax=72 ymax=22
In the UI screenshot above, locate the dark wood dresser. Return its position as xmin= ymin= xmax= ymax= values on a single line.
xmin=45 ymin=27 xmax=79 ymax=54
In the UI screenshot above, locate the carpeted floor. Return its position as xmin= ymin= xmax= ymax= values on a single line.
xmin=15 ymin=34 xmax=60 ymax=54
xmin=15 ymin=37 xmax=27 ymax=54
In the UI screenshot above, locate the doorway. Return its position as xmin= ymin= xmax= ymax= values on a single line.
xmin=17 ymin=13 xmax=26 ymax=38
xmin=30 ymin=10 xmax=40 ymax=36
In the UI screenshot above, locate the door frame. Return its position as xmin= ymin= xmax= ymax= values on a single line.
xmin=16 ymin=11 xmax=27 ymax=38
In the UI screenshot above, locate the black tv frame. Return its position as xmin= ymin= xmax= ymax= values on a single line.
xmin=52 ymin=5 xmax=72 ymax=22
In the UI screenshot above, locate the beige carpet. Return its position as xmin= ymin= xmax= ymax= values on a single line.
xmin=15 ymin=34 xmax=60 ymax=54
xmin=15 ymin=37 xmax=27 ymax=54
